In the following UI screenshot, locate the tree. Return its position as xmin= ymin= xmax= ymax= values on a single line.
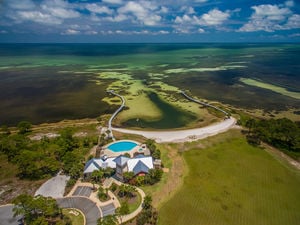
xmin=116 ymin=201 xmax=129 ymax=224
xmin=103 ymin=167 xmax=114 ymax=178
xmin=118 ymin=184 xmax=136 ymax=198
xmin=91 ymin=170 xmax=104 ymax=184
xmin=13 ymin=194 xmax=69 ymax=225
xmin=145 ymin=139 xmax=156 ymax=154
xmin=17 ymin=121 xmax=32 ymax=134
xmin=135 ymin=176 xmax=145 ymax=186
xmin=245 ymin=118 xmax=256 ymax=134
xmin=145 ymin=169 xmax=163 ymax=185
xmin=58 ymin=128 xmax=78 ymax=152
xmin=97 ymin=214 xmax=118 ymax=225
xmin=98 ymin=187 xmax=109 ymax=201
xmin=152 ymin=149 xmax=161 ymax=159
xmin=137 ymin=194 xmax=158 ymax=225
xmin=1 ymin=125 xmax=10 ymax=135
xmin=123 ymin=171 xmax=134 ymax=183
xmin=142 ymin=195 xmax=152 ymax=210
xmin=0 ymin=134 xmax=29 ymax=162
xmin=62 ymin=152 xmax=83 ymax=177
xmin=15 ymin=150 xmax=43 ymax=179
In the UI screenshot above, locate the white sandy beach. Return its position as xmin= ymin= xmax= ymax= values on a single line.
xmin=112 ymin=117 xmax=236 ymax=143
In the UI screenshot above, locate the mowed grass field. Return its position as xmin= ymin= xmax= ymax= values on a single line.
xmin=158 ymin=132 xmax=300 ymax=225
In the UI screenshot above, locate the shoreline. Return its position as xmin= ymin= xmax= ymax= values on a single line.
xmin=112 ymin=117 xmax=236 ymax=143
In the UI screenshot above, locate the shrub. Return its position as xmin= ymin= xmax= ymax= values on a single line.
xmin=110 ymin=183 xmax=118 ymax=192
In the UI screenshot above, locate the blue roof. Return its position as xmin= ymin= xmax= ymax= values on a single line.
xmin=132 ymin=161 xmax=150 ymax=175
xmin=134 ymin=154 xmax=145 ymax=158
xmin=113 ymin=155 xmax=129 ymax=166
xmin=84 ymin=159 xmax=100 ymax=171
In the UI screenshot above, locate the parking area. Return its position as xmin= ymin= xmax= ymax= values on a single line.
xmin=100 ymin=203 xmax=115 ymax=217
xmin=0 ymin=205 xmax=22 ymax=225
xmin=72 ymin=186 xmax=92 ymax=197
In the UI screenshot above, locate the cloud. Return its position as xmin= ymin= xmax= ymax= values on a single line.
xmin=239 ymin=2 xmax=299 ymax=32
xmin=160 ymin=6 xmax=168 ymax=14
xmin=180 ymin=6 xmax=195 ymax=15
xmin=102 ymin=0 xmax=123 ymax=4
xmin=41 ymin=0 xmax=80 ymax=19
xmin=198 ymin=28 xmax=205 ymax=33
xmin=86 ymin=30 xmax=98 ymax=35
xmin=61 ymin=29 xmax=80 ymax=35
xmin=175 ymin=9 xmax=230 ymax=26
xmin=201 ymin=9 xmax=230 ymax=26
xmin=285 ymin=1 xmax=294 ymax=7
xmin=174 ymin=8 xmax=230 ymax=33
xmin=86 ymin=4 xmax=113 ymax=15
xmin=6 ymin=0 xmax=36 ymax=10
xmin=289 ymin=33 xmax=300 ymax=37
xmin=106 ymin=14 xmax=128 ymax=22
xmin=16 ymin=11 xmax=62 ymax=25
xmin=118 ymin=1 xmax=161 ymax=26
xmin=0 ymin=0 xmax=299 ymax=41
xmin=285 ymin=14 xmax=300 ymax=29
xmin=5 ymin=0 xmax=80 ymax=26
xmin=41 ymin=6 xmax=80 ymax=19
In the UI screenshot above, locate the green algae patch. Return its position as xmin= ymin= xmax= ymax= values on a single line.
xmin=98 ymin=70 xmax=219 ymax=129
xmin=165 ymin=65 xmax=247 ymax=74
xmin=240 ymin=78 xmax=300 ymax=100
xmin=121 ymin=92 xmax=197 ymax=129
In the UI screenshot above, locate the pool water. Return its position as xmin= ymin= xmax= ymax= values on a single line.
xmin=107 ymin=141 xmax=138 ymax=152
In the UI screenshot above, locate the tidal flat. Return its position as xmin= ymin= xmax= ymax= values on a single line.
xmin=0 ymin=43 xmax=299 ymax=127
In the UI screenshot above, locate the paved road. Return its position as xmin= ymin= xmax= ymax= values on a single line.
xmin=57 ymin=197 xmax=101 ymax=225
xmin=0 ymin=205 xmax=22 ymax=225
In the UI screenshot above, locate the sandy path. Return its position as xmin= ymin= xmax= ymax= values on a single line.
xmin=112 ymin=117 xmax=236 ymax=143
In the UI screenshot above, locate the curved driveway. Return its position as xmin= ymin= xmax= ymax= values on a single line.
xmin=56 ymin=197 xmax=101 ymax=225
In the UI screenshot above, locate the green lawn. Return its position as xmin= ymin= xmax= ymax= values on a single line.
xmin=62 ymin=208 xmax=84 ymax=225
xmin=158 ymin=133 xmax=300 ymax=225
xmin=128 ymin=191 xmax=142 ymax=213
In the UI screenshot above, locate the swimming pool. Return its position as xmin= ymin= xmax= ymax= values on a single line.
xmin=107 ymin=140 xmax=138 ymax=152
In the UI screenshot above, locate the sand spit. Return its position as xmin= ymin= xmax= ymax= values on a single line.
xmin=112 ymin=117 xmax=236 ymax=143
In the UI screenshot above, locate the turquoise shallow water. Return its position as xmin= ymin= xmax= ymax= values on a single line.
xmin=107 ymin=141 xmax=138 ymax=152
xmin=0 ymin=43 xmax=299 ymax=126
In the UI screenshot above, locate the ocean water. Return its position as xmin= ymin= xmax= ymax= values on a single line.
xmin=0 ymin=43 xmax=299 ymax=126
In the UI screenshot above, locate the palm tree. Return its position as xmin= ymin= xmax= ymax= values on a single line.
xmin=97 ymin=214 xmax=118 ymax=225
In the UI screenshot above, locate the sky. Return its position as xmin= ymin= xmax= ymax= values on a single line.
xmin=0 ymin=0 xmax=300 ymax=43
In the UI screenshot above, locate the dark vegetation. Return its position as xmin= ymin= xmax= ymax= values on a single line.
xmin=0 ymin=65 xmax=117 ymax=126
xmin=97 ymin=186 xmax=110 ymax=202
xmin=13 ymin=194 xmax=71 ymax=225
xmin=107 ymin=184 xmax=141 ymax=224
xmin=97 ymin=214 xmax=118 ymax=225
xmin=136 ymin=195 xmax=158 ymax=225
xmin=243 ymin=118 xmax=300 ymax=159
xmin=0 ymin=122 xmax=97 ymax=181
